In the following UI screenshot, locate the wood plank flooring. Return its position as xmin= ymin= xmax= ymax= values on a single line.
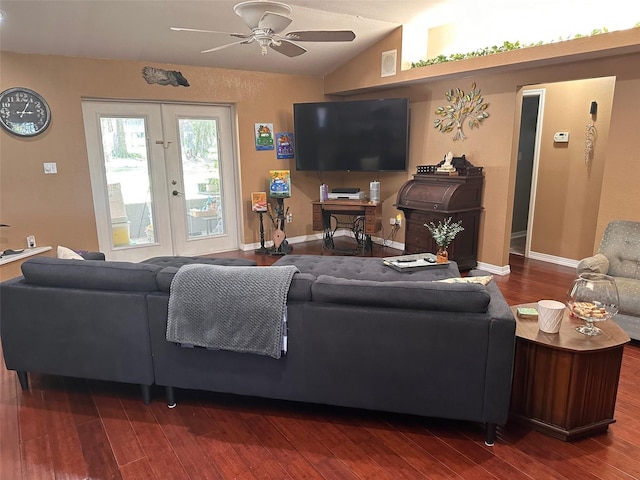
xmin=2 ymin=241 xmax=639 ymax=480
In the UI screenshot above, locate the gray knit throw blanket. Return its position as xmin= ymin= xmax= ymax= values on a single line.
xmin=167 ymin=264 xmax=299 ymax=359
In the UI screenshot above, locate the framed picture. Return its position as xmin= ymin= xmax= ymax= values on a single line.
xmin=269 ymin=170 xmax=291 ymax=198
xmin=276 ymin=132 xmax=294 ymax=159
xmin=255 ymin=123 xmax=274 ymax=150
xmin=251 ymin=192 xmax=268 ymax=212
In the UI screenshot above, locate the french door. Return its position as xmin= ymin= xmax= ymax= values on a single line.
xmin=82 ymin=101 xmax=239 ymax=262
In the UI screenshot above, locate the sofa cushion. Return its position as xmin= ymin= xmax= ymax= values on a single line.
xmin=21 ymin=257 xmax=162 ymax=292
xmin=287 ymin=273 xmax=314 ymax=302
xmin=311 ymin=275 xmax=490 ymax=313
xmin=273 ymin=254 xmax=460 ymax=281
xmin=156 ymin=266 xmax=314 ymax=301
xmin=57 ymin=245 xmax=84 ymax=260
xmin=615 ymin=277 xmax=640 ymax=317
xmin=599 ymin=221 xmax=640 ymax=279
xmin=142 ymin=255 xmax=257 ymax=268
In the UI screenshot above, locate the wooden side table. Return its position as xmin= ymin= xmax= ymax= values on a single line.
xmin=509 ymin=303 xmax=630 ymax=441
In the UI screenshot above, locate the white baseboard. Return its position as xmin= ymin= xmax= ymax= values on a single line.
xmin=477 ymin=252 xmax=578 ymax=276
xmin=476 ymin=262 xmax=511 ymax=275
xmin=527 ymin=251 xmax=579 ymax=269
xmin=241 ymin=230 xmax=405 ymax=253
xmin=241 ymin=234 xmax=576 ymax=275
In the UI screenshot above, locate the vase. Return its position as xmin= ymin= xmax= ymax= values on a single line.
xmin=436 ymin=247 xmax=449 ymax=263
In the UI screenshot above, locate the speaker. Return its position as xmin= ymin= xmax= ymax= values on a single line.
xmin=381 ymin=50 xmax=397 ymax=77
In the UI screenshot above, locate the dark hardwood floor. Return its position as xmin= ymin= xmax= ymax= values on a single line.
xmin=2 ymin=241 xmax=640 ymax=480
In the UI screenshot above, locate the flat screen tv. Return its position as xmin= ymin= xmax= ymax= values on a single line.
xmin=293 ymin=98 xmax=409 ymax=172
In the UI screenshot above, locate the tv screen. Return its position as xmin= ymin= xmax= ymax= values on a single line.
xmin=293 ymin=98 xmax=409 ymax=172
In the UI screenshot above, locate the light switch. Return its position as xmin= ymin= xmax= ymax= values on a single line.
xmin=43 ymin=162 xmax=57 ymax=174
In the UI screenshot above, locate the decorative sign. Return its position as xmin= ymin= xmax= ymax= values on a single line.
xmin=269 ymin=170 xmax=291 ymax=198
xmin=251 ymin=192 xmax=268 ymax=212
xmin=276 ymin=132 xmax=294 ymax=159
xmin=255 ymin=123 xmax=274 ymax=150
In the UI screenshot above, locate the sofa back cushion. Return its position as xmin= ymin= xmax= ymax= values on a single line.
xmin=21 ymin=257 xmax=162 ymax=292
xmin=599 ymin=220 xmax=640 ymax=280
xmin=311 ymin=275 xmax=490 ymax=313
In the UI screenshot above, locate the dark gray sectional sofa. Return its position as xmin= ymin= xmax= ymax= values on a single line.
xmin=0 ymin=254 xmax=516 ymax=445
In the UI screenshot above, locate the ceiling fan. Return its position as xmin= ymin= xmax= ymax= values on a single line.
xmin=171 ymin=0 xmax=356 ymax=57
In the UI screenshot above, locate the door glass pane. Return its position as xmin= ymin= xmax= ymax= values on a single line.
xmin=178 ymin=117 xmax=224 ymax=239
xmin=99 ymin=117 xmax=155 ymax=247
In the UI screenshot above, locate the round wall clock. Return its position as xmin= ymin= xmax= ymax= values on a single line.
xmin=0 ymin=87 xmax=52 ymax=137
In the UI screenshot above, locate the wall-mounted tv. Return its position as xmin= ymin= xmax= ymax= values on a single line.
xmin=293 ymin=98 xmax=409 ymax=172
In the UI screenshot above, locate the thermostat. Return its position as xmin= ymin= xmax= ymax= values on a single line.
xmin=553 ymin=132 xmax=570 ymax=143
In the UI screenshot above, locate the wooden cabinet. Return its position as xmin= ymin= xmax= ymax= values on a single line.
xmin=396 ymin=166 xmax=483 ymax=271
xmin=509 ymin=304 xmax=629 ymax=441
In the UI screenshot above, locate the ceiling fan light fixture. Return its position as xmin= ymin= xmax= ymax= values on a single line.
xmin=257 ymin=37 xmax=271 ymax=55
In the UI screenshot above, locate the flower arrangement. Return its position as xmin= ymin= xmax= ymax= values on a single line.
xmin=424 ymin=217 xmax=464 ymax=248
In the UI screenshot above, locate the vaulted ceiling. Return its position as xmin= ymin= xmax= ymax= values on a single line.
xmin=0 ymin=0 xmax=446 ymax=76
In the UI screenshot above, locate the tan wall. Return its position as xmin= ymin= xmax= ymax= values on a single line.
xmin=2 ymin=38 xmax=640 ymax=279
xmin=0 ymin=52 xmax=325 ymax=280
xmin=326 ymin=32 xmax=640 ymax=268
xmin=527 ymin=77 xmax=615 ymax=260
xmin=595 ymin=74 xmax=640 ymax=250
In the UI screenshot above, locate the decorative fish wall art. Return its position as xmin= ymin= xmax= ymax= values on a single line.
xmin=142 ymin=66 xmax=190 ymax=87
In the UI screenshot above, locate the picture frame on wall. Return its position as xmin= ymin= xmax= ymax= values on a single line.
xmin=276 ymin=132 xmax=294 ymax=159
xmin=255 ymin=123 xmax=274 ymax=150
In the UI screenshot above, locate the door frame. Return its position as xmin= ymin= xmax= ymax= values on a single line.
xmin=82 ymin=99 xmax=241 ymax=261
xmin=513 ymin=88 xmax=545 ymax=258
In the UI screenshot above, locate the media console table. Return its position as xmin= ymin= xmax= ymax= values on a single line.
xmin=509 ymin=303 xmax=630 ymax=441
xmin=312 ymin=200 xmax=382 ymax=255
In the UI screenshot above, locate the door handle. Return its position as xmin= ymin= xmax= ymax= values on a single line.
xmin=172 ymin=190 xmax=182 ymax=196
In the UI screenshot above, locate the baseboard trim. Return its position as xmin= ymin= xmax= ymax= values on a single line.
xmin=241 ymin=231 xmax=405 ymax=253
xmin=240 ymin=237 xmax=579 ymax=274
xmin=527 ymin=251 xmax=579 ymax=268
xmin=477 ymin=262 xmax=511 ymax=276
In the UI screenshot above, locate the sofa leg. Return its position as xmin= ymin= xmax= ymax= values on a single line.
xmin=141 ymin=384 xmax=151 ymax=405
xmin=16 ymin=371 xmax=29 ymax=390
xmin=165 ymin=386 xmax=176 ymax=408
xmin=485 ymin=423 xmax=497 ymax=446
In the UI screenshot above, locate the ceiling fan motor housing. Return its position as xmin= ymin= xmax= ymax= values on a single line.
xmin=233 ymin=1 xmax=292 ymax=29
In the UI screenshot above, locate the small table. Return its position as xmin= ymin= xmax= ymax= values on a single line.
xmin=312 ymin=200 xmax=382 ymax=255
xmin=509 ymin=303 xmax=630 ymax=441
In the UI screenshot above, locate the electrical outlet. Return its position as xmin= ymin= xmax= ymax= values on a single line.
xmin=390 ymin=217 xmax=396 ymax=225
xmin=395 ymin=214 xmax=402 ymax=227
xmin=286 ymin=213 xmax=293 ymax=223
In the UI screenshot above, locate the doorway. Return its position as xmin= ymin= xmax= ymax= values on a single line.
xmin=82 ymin=101 xmax=239 ymax=262
xmin=510 ymin=89 xmax=544 ymax=257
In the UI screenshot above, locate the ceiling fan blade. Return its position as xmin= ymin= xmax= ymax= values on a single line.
xmin=258 ymin=11 xmax=292 ymax=34
xmin=201 ymin=39 xmax=252 ymax=54
xmin=270 ymin=39 xmax=307 ymax=58
xmin=284 ymin=30 xmax=356 ymax=42
xmin=171 ymin=27 xmax=251 ymax=39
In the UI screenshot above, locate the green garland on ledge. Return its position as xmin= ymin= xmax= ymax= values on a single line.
xmin=410 ymin=26 xmax=639 ymax=69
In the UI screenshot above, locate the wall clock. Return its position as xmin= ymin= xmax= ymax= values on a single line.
xmin=0 ymin=87 xmax=52 ymax=137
